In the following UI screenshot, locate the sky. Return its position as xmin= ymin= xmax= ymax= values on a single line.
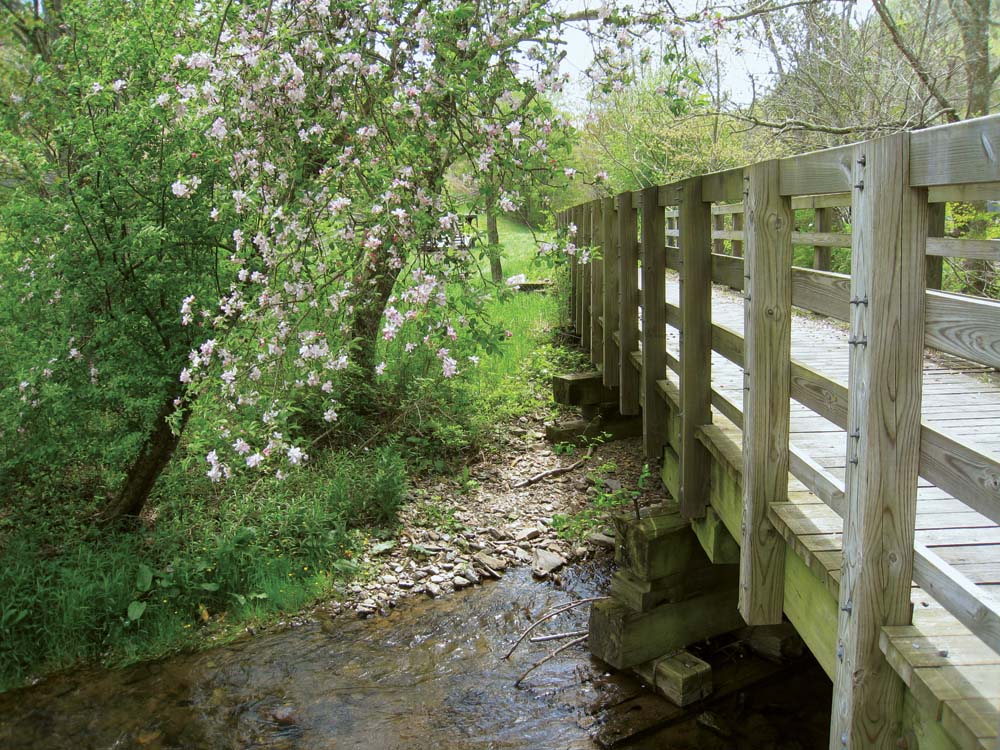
xmin=554 ymin=0 xmax=876 ymax=109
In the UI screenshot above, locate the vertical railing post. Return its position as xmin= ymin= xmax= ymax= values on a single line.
xmin=569 ymin=208 xmax=579 ymax=333
xmin=641 ymin=186 xmax=668 ymax=458
xmin=926 ymin=203 xmax=945 ymax=290
xmin=830 ymin=133 xmax=926 ymax=750
xmin=602 ymin=196 xmax=620 ymax=388
xmin=575 ymin=206 xmax=585 ymax=340
xmin=814 ymin=207 xmax=832 ymax=271
xmin=713 ymin=210 xmax=725 ymax=255
xmin=678 ymin=177 xmax=713 ymax=519
xmin=618 ymin=192 xmax=640 ymax=416
xmin=739 ymin=160 xmax=793 ymax=626
xmin=580 ymin=203 xmax=592 ymax=356
xmin=563 ymin=211 xmax=574 ymax=330
xmin=590 ymin=200 xmax=604 ymax=371
xmin=732 ymin=210 xmax=744 ymax=258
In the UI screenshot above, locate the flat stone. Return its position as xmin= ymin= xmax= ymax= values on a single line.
xmin=474 ymin=551 xmax=507 ymax=572
xmin=513 ymin=547 xmax=533 ymax=563
xmin=452 ymin=576 xmax=472 ymax=588
xmin=531 ymin=548 xmax=566 ymax=578
xmin=587 ymin=532 xmax=616 ymax=549
xmin=426 ymin=582 xmax=442 ymax=597
xmin=515 ymin=527 xmax=541 ymax=542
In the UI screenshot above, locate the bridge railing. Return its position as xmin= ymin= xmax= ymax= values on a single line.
xmin=558 ymin=114 xmax=1000 ymax=748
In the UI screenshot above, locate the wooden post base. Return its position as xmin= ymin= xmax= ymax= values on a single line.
xmin=611 ymin=563 xmax=738 ymax=613
xmin=634 ymin=650 xmax=714 ymax=707
xmin=553 ymin=372 xmax=619 ymax=406
xmin=589 ymin=586 xmax=745 ymax=669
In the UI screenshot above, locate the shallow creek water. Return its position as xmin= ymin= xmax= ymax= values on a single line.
xmin=0 ymin=564 xmax=626 ymax=750
xmin=0 ymin=560 xmax=833 ymax=750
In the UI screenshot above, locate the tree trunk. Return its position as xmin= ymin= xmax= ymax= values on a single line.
xmin=948 ymin=0 xmax=995 ymax=296
xmin=351 ymin=263 xmax=403 ymax=377
xmin=487 ymin=200 xmax=502 ymax=284
xmin=103 ymin=395 xmax=188 ymax=521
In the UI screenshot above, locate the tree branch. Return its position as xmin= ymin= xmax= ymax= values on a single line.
xmin=871 ymin=0 xmax=960 ymax=122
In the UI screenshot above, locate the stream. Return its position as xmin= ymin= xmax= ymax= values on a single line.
xmin=0 ymin=561 xmax=832 ymax=750
xmin=0 ymin=564 xmax=622 ymax=750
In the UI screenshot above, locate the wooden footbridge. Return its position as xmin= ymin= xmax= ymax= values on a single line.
xmin=557 ymin=116 xmax=1000 ymax=750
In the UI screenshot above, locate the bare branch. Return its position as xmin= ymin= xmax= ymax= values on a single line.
xmin=514 ymin=635 xmax=589 ymax=687
xmin=871 ymin=0 xmax=960 ymax=122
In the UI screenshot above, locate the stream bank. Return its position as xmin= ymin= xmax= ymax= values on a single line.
xmin=0 ymin=431 xmax=833 ymax=749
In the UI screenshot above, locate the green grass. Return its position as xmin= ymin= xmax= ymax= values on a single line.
xmin=0 ymin=447 xmax=406 ymax=690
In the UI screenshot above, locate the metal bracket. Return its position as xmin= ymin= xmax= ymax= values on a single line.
xmin=849 ymin=296 xmax=869 ymax=306
xmin=848 ymin=336 xmax=868 ymax=347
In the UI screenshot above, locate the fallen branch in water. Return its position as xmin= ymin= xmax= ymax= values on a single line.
xmin=530 ymin=629 xmax=588 ymax=643
xmin=515 ymin=635 xmax=590 ymax=686
xmin=511 ymin=445 xmax=595 ymax=489
xmin=503 ymin=596 xmax=607 ymax=660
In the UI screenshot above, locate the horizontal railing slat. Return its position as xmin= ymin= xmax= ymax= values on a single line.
xmin=779 ymin=143 xmax=854 ymax=196
xmin=927 ymin=237 xmax=1000 ymax=260
xmin=910 ymin=114 xmax=1000 ymax=187
xmin=925 ymin=291 xmax=1000 ymax=369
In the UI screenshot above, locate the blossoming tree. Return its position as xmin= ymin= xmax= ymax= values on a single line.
xmin=1 ymin=0 xmax=599 ymax=513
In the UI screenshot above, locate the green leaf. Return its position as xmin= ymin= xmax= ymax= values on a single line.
xmin=136 ymin=563 xmax=153 ymax=592
xmin=127 ymin=600 xmax=147 ymax=622
xmin=199 ymin=582 xmax=220 ymax=592
xmin=370 ymin=540 xmax=396 ymax=555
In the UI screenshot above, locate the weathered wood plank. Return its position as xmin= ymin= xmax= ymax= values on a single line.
xmin=602 ymin=197 xmax=620 ymax=388
xmin=927 ymin=181 xmax=1000 ymax=203
xmin=641 ymin=186 xmax=668 ymax=458
xmin=794 ymin=230 xmax=853 ymax=248
xmin=740 ymin=159 xmax=793 ymax=626
xmin=712 ymin=322 xmax=744 ymax=366
xmin=927 ymin=237 xmax=1000 ymax=262
xmin=702 ymin=166 xmax=745 ymax=203
xmin=711 ymin=253 xmax=744 ymax=289
xmin=910 ymin=114 xmax=1000 ymax=187
xmin=618 ymin=193 xmax=641 ymax=415
xmin=679 ymin=176 xmax=713 ymax=519
xmin=831 ymin=132 xmax=927 ymax=750
xmin=918 ymin=423 xmax=1000 ymax=528
xmin=925 ymin=291 xmax=1000 ymax=370
xmin=912 ymin=543 xmax=1000 ymax=656
xmin=779 ymin=143 xmax=855 ymax=196
xmin=791 ymin=267 xmax=851 ymax=321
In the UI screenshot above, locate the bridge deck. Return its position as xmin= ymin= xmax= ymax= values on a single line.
xmin=660 ymin=272 xmax=1000 ymax=749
